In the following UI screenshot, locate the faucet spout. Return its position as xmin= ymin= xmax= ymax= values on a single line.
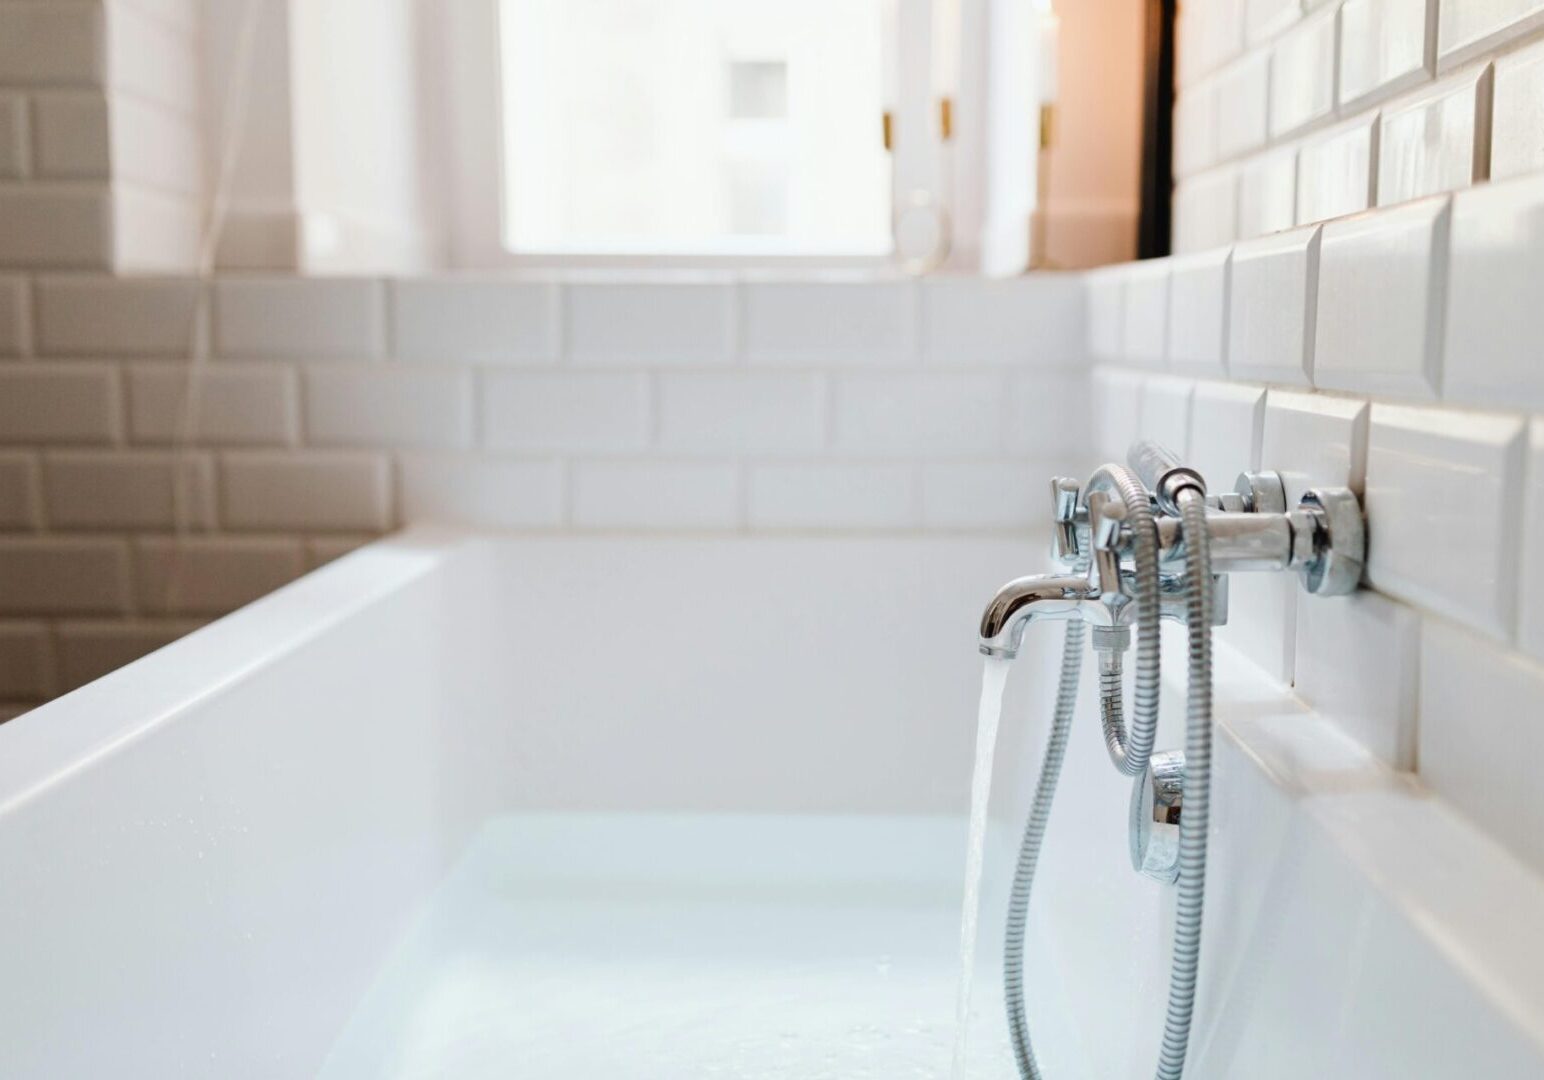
xmin=978 ymin=573 xmax=1094 ymax=659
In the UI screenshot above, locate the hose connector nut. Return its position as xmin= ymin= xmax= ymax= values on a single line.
xmin=1090 ymin=624 xmax=1130 ymax=654
xmin=1153 ymin=468 xmax=1207 ymax=516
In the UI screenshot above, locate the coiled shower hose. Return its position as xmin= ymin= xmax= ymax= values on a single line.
xmin=1087 ymin=466 xmax=1162 ymax=779
xmin=1002 ymin=477 xmax=1214 ymax=1080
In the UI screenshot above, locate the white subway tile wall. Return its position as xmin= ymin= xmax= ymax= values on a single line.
xmin=42 ymin=451 xmax=214 ymax=531
xmin=1166 ymin=249 xmax=1230 ymax=376
xmin=31 ymin=92 xmax=110 ymax=178
xmin=1269 ymin=7 xmax=1340 ymax=137
xmin=214 ymin=278 xmax=386 ymax=360
xmin=397 ymin=456 xmax=565 ymax=530
xmin=1419 ymin=616 xmax=1544 ymax=872
xmin=220 ymin=452 xmax=393 ymax=533
xmin=1248 ymin=0 xmax=1301 ymax=45
xmin=1175 ymin=85 xmax=1220 ymax=177
xmin=831 ymin=372 xmax=1005 ymax=456
xmin=1238 ymin=146 xmax=1300 ymax=239
xmin=1092 ymin=366 xmax=1145 ymax=461
xmin=1294 ymin=588 xmax=1421 ymax=768
xmin=36 ymin=275 xmax=200 ymax=355
xmin=481 ymin=371 xmax=652 ymax=453
xmin=127 ymin=363 xmax=299 ymax=445
xmin=0 ymin=622 xmax=52 ymax=700
xmin=1364 ymin=402 xmax=1526 ymax=638
xmin=0 ymin=4 xmax=106 ymax=86
xmin=1227 ymin=225 xmax=1320 ymax=385
xmin=303 ymin=367 xmax=474 ymax=450
xmin=1296 ymin=114 xmax=1378 ymax=224
xmin=1098 ymin=0 xmax=1544 ymax=868
xmin=741 ymin=282 xmax=915 ymax=365
xmin=1491 ymin=37 xmax=1544 ymax=180
xmin=1377 ymin=66 xmax=1492 ymax=204
xmin=1339 ymin=0 xmax=1433 ymax=109
xmin=567 ymin=282 xmax=735 ymax=365
xmin=1218 ymin=52 xmax=1272 ymax=157
xmin=133 ymin=536 xmax=305 ymax=617
xmin=1187 ymin=380 xmax=1264 ymax=485
xmin=1139 ymin=375 xmax=1195 ymax=456
xmin=1443 ymin=174 xmax=1544 ymax=408
xmin=1171 ymin=0 xmax=1544 ymax=253
xmin=1438 ymin=0 xmax=1544 ymax=67
xmin=920 ymin=461 xmax=1044 ymax=529
xmin=0 ymin=364 xmax=121 ymax=443
xmin=748 ymin=463 xmax=917 ymax=529
xmin=0 ymin=453 xmax=41 ymax=530
xmin=0 ymin=276 xmax=26 ymax=355
xmin=657 ymin=373 xmax=825 ymax=455
xmin=0 ymin=94 xmax=27 ymax=179
xmin=1174 ymin=166 xmax=1241 ymax=252
xmin=0 ymin=0 xmax=201 ymax=274
xmin=1312 ymin=195 xmax=1449 ymax=398
xmin=390 ymin=280 xmax=559 ymax=364
xmin=1520 ymin=420 xmax=1544 ymax=660
xmin=0 ymin=275 xmax=1085 ymax=712
xmin=1121 ymin=260 xmax=1171 ymax=366
xmin=571 ymin=461 xmax=740 ymax=530
xmin=921 ymin=276 xmax=1084 ymax=366
xmin=0 ymin=186 xmax=113 ymax=267
xmin=1100 ymin=0 xmax=1544 ymax=686
xmin=54 ymin=620 xmax=200 ymax=694
xmin=2 ymin=0 xmax=1543 ymax=902
xmin=1085 ymin=267 xmax=1126 ymax=362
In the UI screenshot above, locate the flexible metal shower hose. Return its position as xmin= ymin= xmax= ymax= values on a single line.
xmin=1002 ymin=482 xmax=1214 ymax=1080
xmin=1155 ymin=489 xmax=1214 ymax=1079
xmin=1001 ymin=618 xmax=1085 ymax=1080
xmin=1089 ymin=467 xmax=1161 ymax=778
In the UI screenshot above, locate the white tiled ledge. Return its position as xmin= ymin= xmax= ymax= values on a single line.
xmin=1198 ymin=635 xmax=1544 ymax=1041
xmin=0 ymin=271 xmax=1086 ymax=367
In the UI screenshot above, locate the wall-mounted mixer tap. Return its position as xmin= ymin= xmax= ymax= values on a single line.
xmin=981 ymin=441 xmax=1367 ymax=1080
xmin=980 ymin=454 xmax=1364 ymax=660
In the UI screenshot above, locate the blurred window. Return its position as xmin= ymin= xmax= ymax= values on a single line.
xmin=498 ymin=0 xmax=891 ymax=256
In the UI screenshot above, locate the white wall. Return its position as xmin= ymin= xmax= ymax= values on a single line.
xmin=289 ymin=0 xmax=439 ymax=271
xmin=0 ymin=272 xmax=1086 ymax=715
xmin=1085 ymin=0 xmax=1544 ymax=893
xmin=202 ymin=0 xmax=297 ymax=267
xmin=0 ymin=0 xmax=203 ymax=272
xmin=202 ymin=0 xmax=439 ymax=271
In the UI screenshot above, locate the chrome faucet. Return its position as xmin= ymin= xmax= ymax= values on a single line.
xmin=979 ymin=447 xmax=1363 ymax=660
xmin=982 ymin=441 xmax=1367 ymax=1080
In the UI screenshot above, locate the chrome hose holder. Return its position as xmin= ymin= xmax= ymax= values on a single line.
xmin=1130 ymin=750 xmax=1185 ymax=883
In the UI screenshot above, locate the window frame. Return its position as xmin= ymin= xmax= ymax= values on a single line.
xmin=436 ymin=0 xmax=980 ymax=272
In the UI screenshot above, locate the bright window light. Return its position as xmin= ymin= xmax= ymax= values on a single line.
xmin=498 ymin=0 xmax=891 ymax=256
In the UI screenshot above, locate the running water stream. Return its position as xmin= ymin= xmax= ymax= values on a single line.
xmin=949 ymin=655 xmax=1013 ymax=1078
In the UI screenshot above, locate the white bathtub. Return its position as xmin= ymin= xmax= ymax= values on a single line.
xmin=2 ymin=529 xmax=1542 ymax=1078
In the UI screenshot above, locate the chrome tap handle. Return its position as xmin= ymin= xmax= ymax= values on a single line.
xmin=1087 ymin=491 xmax=1126 ymax=596
xmin=1050 ymin=476 xmax=1081 ymax=562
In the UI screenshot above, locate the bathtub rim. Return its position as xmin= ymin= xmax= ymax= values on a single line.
xmin=0 ymin=525 xmax=480 ymax=818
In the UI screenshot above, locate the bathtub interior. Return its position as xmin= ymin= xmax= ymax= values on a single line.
xmin=0 ymin=531 xmax=1053 ymax=1078
xmin=2 ymin=528 xmax=1543 ymax=1079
